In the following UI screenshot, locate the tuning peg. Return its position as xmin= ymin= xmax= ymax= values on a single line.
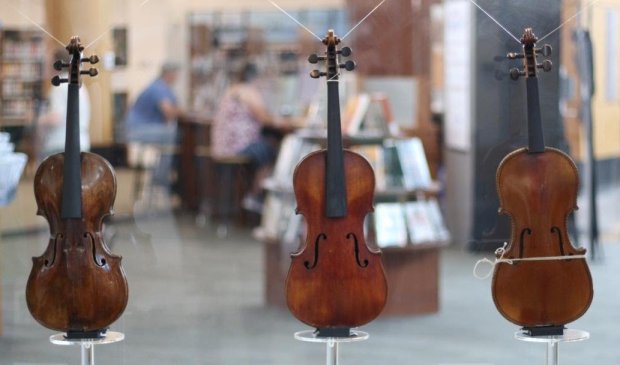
xmin=536 ymin=44 xmax=552 ymax=57
xmin=80 ymin=68 xmax=98 ymax=77
xmin=507 ymin=52 xmax=524 ymax=60
xmin=53 ymin=60 xmax=69 ymax=71
xmin=82 ymin=55 xmax=99 ymax=64
xmin=308 ymin=54 xmax=326 ymax=64
xmin=509 ymin=68 xmax=526 ymax=80
xmin=537 ymin=59 xmax=552 ymax=72
xmin=51 ymin=75 xmax=68 ymax=86
xmin=340 ymin=60 xmax=356 ymax=71
xmin=310 ymin=70 xmax=326 ymax=79
xmin=339 ymin=47 xmax=352 ymax=57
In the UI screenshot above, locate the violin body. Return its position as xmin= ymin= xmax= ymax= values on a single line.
xmin=286 ymin=150 xmax=387 ymax=329
xmin=27 ymin=152 xmax=128 ymax=332
xmin=493 ymin=147 xmax=593 ymax=326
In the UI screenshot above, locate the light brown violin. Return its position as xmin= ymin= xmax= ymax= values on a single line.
xmin=26 ymin=37 xmax=128 ymax=338
xmin=285 ymin=30 xmax=387 ymax=336
xmin=492 ymin=28 xmax=593 ymax=333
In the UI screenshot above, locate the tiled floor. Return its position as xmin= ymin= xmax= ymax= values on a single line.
xmin=0 ymin=199 xmax=618 ymax=365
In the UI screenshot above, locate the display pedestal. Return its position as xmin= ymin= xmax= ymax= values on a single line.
xmin=50 ymin=331 xmax=124 ymax=365
xmin=514 ymin=328 xmax=589 ymax=365
xmin=294 ymin=330 xmax=368 ymax=365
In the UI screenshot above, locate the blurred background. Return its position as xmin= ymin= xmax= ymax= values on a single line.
xmin=0 ymin=0 xmax=619 ymax=364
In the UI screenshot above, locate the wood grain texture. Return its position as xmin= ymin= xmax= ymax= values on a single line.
xmin=493 ymin=147 xmax=593 ymax=327
xmin=286 ymin=150 xmax=387 ymax=328
xmin=27 ymin=152 xmax=128 ymax=333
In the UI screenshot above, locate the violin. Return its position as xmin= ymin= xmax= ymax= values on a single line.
xmin=285 ymin=30 xmax=387 ymax=335
xmin=26 ymin=37 xmax=128 ymax=338
xmin=492 ymin=28 xmax=593 ymax=332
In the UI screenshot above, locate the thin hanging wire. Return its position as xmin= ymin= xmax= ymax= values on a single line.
xmin=469 ymin=0 xmax=521 ymax=44
xmin=538 ymin=0 xmax=601 ymax=42
xmin=9 ymin=4 xmax=65 ymax=47
xmin=342 ymin=0 xmax=388 ymax=40
xmin=267 ymin=0 xmax=322 ymax=41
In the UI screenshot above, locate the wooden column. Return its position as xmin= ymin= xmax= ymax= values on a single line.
xmin=45 ymin=0 xmax=113 ymax=145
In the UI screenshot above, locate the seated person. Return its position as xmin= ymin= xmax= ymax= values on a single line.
xmin=211 ymin=63 xmax=286 ymax=211
xmin=125 ymin=62 xmax=183 ymax=188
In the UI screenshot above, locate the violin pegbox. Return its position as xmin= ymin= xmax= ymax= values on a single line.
xmin=507 ymin=28 xmax=552 ymax=81
xmin=51 ymin=36 xmax=99 ymax=87
xmin=309 ymin=30 xmax=355 ymax=80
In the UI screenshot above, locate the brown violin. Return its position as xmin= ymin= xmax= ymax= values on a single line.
xmin=492 ymin=28 xmax=593 ymax=333
xmin=26 ymin=37 xmax=128 ymax=338
xmin=285 ymin=30 xmax=387 ymax=336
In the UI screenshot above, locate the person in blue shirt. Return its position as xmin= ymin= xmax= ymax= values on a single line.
xmin=125 ymin=62 xmax=182 ymax=189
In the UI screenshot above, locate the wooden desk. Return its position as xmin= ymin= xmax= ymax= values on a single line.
xmin=177 ymin=115 xmax=211 ymax=211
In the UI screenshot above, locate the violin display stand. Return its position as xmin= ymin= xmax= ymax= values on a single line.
xmin=294 ymin=330 xmax=368 ymax=365
xmin=514 ymin=328 xmax=589 ymax=365
xmin=50 ymin=331 xmax=124 ymax=365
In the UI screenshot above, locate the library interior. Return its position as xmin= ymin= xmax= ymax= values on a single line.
xmin=0 ymin=0 xmax=619 ymax=364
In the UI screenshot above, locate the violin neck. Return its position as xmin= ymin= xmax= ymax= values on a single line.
xmin=61 ymin=83 xmax=82 ymax=219
xmin=325 ymin=81 xmax=347 ymax=218
xmin=526 ymin=77 xmax=545 ymax=153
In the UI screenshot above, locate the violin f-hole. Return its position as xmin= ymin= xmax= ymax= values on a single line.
xmin=346 ymin=233 xmax=369 ymax=268
xmin=44 ymin=234 xmax=62 ymax=267
xmin=304 ymin=233 xmax=327 ymax=270
xmin=84 ymin=232 xmax=107 ymax=267
xmin=518 ymin=228 xmax=532 ymax=260
xmin=550 ymin=226 xmax=566 ymax=256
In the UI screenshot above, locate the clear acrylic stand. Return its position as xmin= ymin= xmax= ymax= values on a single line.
xmin=50 ymin=331 xmax=124 ymax=365
xmin=294 ymin=330 xmax=369 ymax=365
xmin=514 ymin=328 xmax=589 ymax=365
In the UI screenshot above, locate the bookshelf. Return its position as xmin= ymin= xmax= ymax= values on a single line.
xmin=0 ymin=29 xmax=44 ymax=127
xmin=257 ymin=130 xmax=449 ymax=316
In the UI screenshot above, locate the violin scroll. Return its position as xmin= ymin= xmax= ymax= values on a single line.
xmin=51 ymin=36 xmax=99 ymax=86
xmin=507 ymin=28 xmax=553 ymax=80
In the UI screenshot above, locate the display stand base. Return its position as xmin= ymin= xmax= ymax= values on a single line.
xmin=50 ymin=331 xmax=124 ymax=365
xmin=295 ymin=329 xmax=368 ymax=365
xmin=515 ymin=328 xmax=589 ymax=365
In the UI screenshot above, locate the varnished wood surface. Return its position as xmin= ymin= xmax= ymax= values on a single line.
xmin=286 ymin=150 xmax=388 ymax=328
xmin=27 ymin=152 xmax=128 ymax=332
xmin=493 ymin=147 xmax=593 ymax=327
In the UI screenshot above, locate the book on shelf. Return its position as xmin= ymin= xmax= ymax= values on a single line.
xmin=425 ymin=199 xmax=451 ymax=242
xmin=404 ymin=201 xmax=437 ymax=244
xmin=352 ymin=145 xmax=386 ymax=190
xmin=395 ymin=138 xmax=432 ymax=190
xmin=341 ymin=93 xmax=371 ymax=135
xmin=361 ymin=93 xmax=394 ymax=136
xmin=374 ymin=203 xmax=408 ymax=248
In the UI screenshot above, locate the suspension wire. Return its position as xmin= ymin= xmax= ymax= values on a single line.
xmin=9 ymin=4 xmax=65 ymax=47
xmin=342 ymin=0 xmax=388 ymax=40
xmin=267 ymin=0 xmax=322 ymax=41
xmin=538 ymin=0 xmax=601 ymax=42
xmin=469 ymin=0 xmax=521 ymax=44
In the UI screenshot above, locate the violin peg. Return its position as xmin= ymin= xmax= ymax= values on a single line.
xmin=339 ymin=46 xmax=352 ymax=57
xmin=82 ymin=55 xmax=99 ymax=64
xmin=507 ymin=52 xmax=524 ymax=60
xmin=310 ymin=70 xmax=327 ymax=79
xmin=80 ymin=68 xmax=98 ymax=77
xmin=51 ymin=75 xmax=68 ymax=86
xmin=538 ymin=59 xmax=552 ymax=72
xmin=53 ymin=60 xmax=69 ymax=71
xmin=536 ymin=44 xmax=552 ymax=57
xmin=509 ymin=68 xmax=525 ymax=80
xmin=340 ymin=60 xmax=356 ymax=71
xmin=308 ymin=54 xmax=325 ymax=64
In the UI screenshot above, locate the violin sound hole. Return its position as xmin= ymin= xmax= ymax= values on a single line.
xmin=304 ymin=233 xmax=327 ymax=270
xmin=84 ymin=232 xmax=106 ymax=267
xmin=550 ymin=226 xmax=566 ymax=256
xmin=44 ymin=234 xmax=62 ymax=267
xmin=346 ymin=233 xmax=369 ymax=268
xmin=518 ymin=228 xmax=532 ymax=260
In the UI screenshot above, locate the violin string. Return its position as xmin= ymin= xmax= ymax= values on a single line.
xmin=341 ymin=0 xmax=387 ymax=40
xmin=469 ymin=0 xmax=521 ymax=44
xmin=538 ymin=0 xmax=601 ymax=42
xmin=267 ymin=0 xmax=322 ymax=42
xmin=9 ymin=3 xmax=65 ymax=47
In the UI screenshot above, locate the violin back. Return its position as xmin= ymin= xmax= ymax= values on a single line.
xmin=27 ymin=152 xmax=128 ymax=332
xmin=493 ymin=148 xmax=593 ymax=326
xmin=286 ymin=150 xmax=387 ymax=329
